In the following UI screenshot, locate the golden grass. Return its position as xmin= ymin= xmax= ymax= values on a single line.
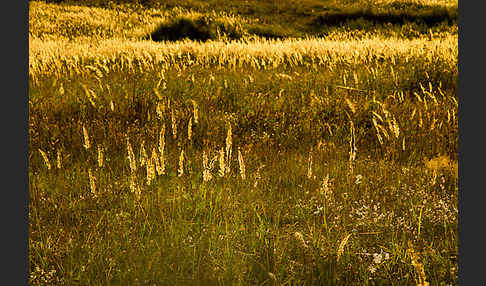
xmin=29 ymin=34 xmax=457 ymax=77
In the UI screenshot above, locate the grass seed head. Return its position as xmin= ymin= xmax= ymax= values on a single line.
xmin=146 ymin=152 xmax=156 ymax=185
xmin=88 ymin=168 xmax=96 ymax=195
xmin=82 ymin=125 xmax=91 ymax=150
xmin=238 ymin=148 xmax=246 ymax=180
xmin=97 ymin=145 xmax=104 ymax=168
xmin=56 ymin=148 xmax=62 ymax=169
xmin=188 ymin=117 xmax=193 ymax=141
xmin=127 ymin=137 xmax=137 ymax=173
xmin=293 ymin=232 xmax=308 ymax=249
xmin=408 ymin=242 xmax=429 ymax=286
xmin=337 ymin=233 xmax=352 ymax=262
xmin=203 ymin=150 xmax=213 ymax=182
xmin=178 ymin=149 xmax=185 ymax=177
xmin=225 ymin=122 xmax=233 ymax=174
xmin=219 ymin=148 xmax=225 ymax=177
xmin=38 ymin=149 xmax=51 ymax=170
xmin=171 ymin=109 xmax=177 ymax=139
xmin=307 ymin=148 xmax=313 ymax=179
xmin=192 ymin=100 xmax=199 ymax=124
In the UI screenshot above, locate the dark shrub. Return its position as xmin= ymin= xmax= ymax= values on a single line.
xmin=146 ymin=16 xmax=245 ymax=42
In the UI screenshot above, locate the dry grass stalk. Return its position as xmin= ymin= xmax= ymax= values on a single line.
xmin=82 ymin=125 xmax=91 ymax=150
xmin=293 ymin=232 xmax=308 ymax=249
xmin=127 ymin=137 xmax=137 ymax=173
xmin=88 ymin=168 xmax=96 ymax=195
xmin=345 ymin=97 xmax=356 ymax=114
xmin=253 ymin=164 xmax=265 ymax=188
xmin=349 ymin=120 xmax=357 ymax=171
xmin=408 ymin=242 xmax=429 ymax=286
xmin=372 ymin=117 xmax=384 ymax=145
xmin=56 ymin=148 xmax=62 ymax=169
xmin=388 ymin=116 xmax=400 ymax=139
xmin=171 ymin=109 xmax=177 ymax=139
xmin=238 ymin=148 xmax=246 ymax=180
xmin=192 ymin=100 xmax=199 ymax=124
xmin=325 ymin=123 xmax=333 ymax=136
xmin=307 ymin=148 xmax=313 ymax=179
xmin=97 ymin=145 xmax=104 ymax=168
xmin=203 ymin=150 xmax=213 ymax=182
xmin=38 ymin=148 xmax=51 ymax=170
xmin=156 ymin=102 xmax=164 ymax=119
xmin=110 ymin=100 xmax=115 ymax=112
xmin=219 ymin=148 xmax=225 ymax=177
xmin=178 ymin=149 xmax=185 ymax=177
xmin=139 ymin=141 xmax=147 ymax=167
xmin=187 ymin=117 xmax=193 ymax=141
xmin=337 ymin=233 xmax=352 ymax=262
xmin=146 ymin=152 xmax=155 ymax=185
xmin=81 ymin=84 xmax=97 ymax=108
xmin=159 ymin=124 xmax=166 ymax=173
xmin=129 ymin=174 xmax=138 ymax=194
xmin=152 ymin=147 xmax=163 ymax=176
xmin=225 ymin=122 xmax=232 ymax=174
xmin=321 ymin=174 xmax=330 ymax=195
xmin=418 ymin=111 xmax=423 ymax=128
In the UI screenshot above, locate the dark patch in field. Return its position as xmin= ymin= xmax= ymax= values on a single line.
xmin=310 ymin=7 xmax=457 ymax=29
xmin=145 ymin=16 xmax=244 ymax=42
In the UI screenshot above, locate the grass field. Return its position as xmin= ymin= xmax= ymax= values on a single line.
xmin=29 ymin=0 xmax=458 ymax=285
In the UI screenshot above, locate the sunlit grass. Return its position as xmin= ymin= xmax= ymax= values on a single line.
xmin=29 ymin=0 xmax=458 ymax=285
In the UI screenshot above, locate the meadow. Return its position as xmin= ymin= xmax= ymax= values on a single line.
xmin=29 ymin=0 xmax=458 ymax=285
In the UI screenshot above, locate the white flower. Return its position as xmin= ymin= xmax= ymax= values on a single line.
xmin=368 ymin=265 xmax=377 ymax=273
xmin=373 ymin=253 xmax=383 ymax=264
xmin=355 ymin=174 xmax=363 ymax=185
xmin=313 ymin=206 xmax=324 ymax=215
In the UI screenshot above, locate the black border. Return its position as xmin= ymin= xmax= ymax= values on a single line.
xmin=458 ymin=1 xmax=480 ymax=285
xmin=3 ymin=0 xmax=29 ymax=285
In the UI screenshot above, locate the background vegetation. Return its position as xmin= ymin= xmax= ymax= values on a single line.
xmin=29 ymin=0 xmax=458 ymax=285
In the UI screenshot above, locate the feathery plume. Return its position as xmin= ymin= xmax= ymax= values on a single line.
xmin=171 ymin=109 xmax=177 ymax=139
xmin=349 ymin=120 xmax=357 ymax=171
xmin=307 ymin=148 xmax=313 ymax=179
xmin=187 ymin=117 xmax=193 ymax=141
xmin=127 ymin=137 xmax=137 ymax=173
xmin=88 ymin=168 xmax=96 ymax=195
xmin=56 ymin=148 xmax=62 ymax=169
xmin=97 ymin=145 xmax=104 ymax=168
xmin=337 ymin=234 xmax=352 ymax=262
xmin=219 ymin=148 xmax=225 ymax=177
xmin=146 ymin=152 xmax=155 ymax=185
xmin=178 ymin=149 xmax=185 ymax=177
xmin=293 ymin=232 xmax=308 ymax=249
xmin=82 ymin=125 xmax=91 ymax=150
xmin=192 ymin=100 xmax=199 ymax=124
xmin=153 ymin=147 xmax=163 ymax=176
xmin=129 ymin=174 xmax=137 ymax=193
xmin=225 ymin=122 xmax=232 ymax=174
xmin=203 ymin=150 xmax=213 ymax=182
xmin=408 ymin=241 xmax=429 ymax=286
xmin=238 ymin=148 xmax=246 ymax=180
xmin=139 ymin=141 xmax=147 ymax=167
xmin=38 ymin=149 xmax=51 ymax=170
